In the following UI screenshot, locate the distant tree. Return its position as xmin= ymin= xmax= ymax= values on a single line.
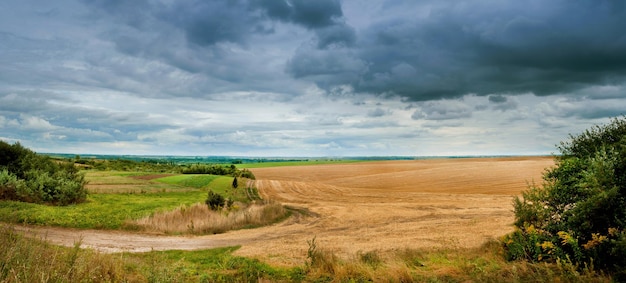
xmin=232 ymin=177 xmax=238 ymax=189
xmin=503 ymin=117 xmax=626 ymax=278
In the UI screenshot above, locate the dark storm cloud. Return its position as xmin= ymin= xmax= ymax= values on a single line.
xmin=80 ymin=0 xmax=354 ymax=97
xmin=255 ymin=0 xmax=355 ymax=48
xmin=288 ymin=0 xmax=626 ymax=101
xmin=488 ymin=95 xmax=507 ymax=104
xmin=256 ymin=0 xmax=343 ymax=29
xmin=315 ymin=24 xmax=356 ymax=49
xmin=488 ymin=95 xmax=518 ymax=111
xmin=84 ymin=0 xmax=349 ymax=48
xmin=165 ymin=1 xmax=265 ymax=47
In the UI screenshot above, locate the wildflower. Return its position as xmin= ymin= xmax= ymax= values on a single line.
xmin=540 ymin=241 xmax=555 ymax=254
xmin=583 ymin=233 xmax=608 ymax=250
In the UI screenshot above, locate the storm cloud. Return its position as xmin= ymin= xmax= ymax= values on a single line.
xmin=289 ymin=0 xmax=626 ymax=100
xmin=1 ymin=0 xmax=626 ymax=156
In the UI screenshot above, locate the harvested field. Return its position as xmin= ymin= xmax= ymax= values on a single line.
xmin=232 ymin=156 xmax=554 ymax=265
xmin=16 ymin=156 xmax=554 ymax=266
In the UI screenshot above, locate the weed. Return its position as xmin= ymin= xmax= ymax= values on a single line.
xmin=358 ymin=250 xmax=383 ymax=269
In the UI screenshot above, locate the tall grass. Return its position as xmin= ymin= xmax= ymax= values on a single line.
xmin=0 ymin=225 xmax=298 ymax=282
xmin=128 ymin=201 xmax=289 ymax=234
xmin=1 ymin=223 xmax=613 ymax=282
xmin=302 ymin=238 xmax=611 ymax=282
xmin=0 ymin=225 xmax=124 ymax=282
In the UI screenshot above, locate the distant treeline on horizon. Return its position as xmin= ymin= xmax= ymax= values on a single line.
xmin=43 ymin=153 xmax=547 ymax=165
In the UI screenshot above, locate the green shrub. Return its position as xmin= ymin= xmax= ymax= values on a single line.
xmin=206 ymin=190 xmax=225 ymax=210
xmin=504 ymin=117 xmax=626 ymax=277
xmin=239 ymin=168 xmax=255 ymax=180
xmin=0 ymin=141 xmax=87 ymax=205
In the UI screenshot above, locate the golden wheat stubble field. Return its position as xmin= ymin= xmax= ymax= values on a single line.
xmin=228 ymin=156 xmax=554 ymax=265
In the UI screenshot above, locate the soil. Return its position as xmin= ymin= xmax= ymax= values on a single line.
xmin=12 ymin=156 xmax=554 ymax=266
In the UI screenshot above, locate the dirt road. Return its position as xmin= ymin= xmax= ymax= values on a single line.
xmin=14 ymin=156 xmax=553 ymax=266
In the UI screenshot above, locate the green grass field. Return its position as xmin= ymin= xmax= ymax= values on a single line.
xmin=0 ymin=171 xmax=251 ymax=229
xmin=154 ymin=174 xmax=222 ymax=188
xmin=0 ymin=191 xmax=207 ymax=229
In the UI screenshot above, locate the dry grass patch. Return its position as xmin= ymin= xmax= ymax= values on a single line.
xmin=128 ymin=201 xmax=289 ymax=234
xmin=0 ymin=225 xmax=124 ymax=282
xmin=300 ymin=238 xmax=611 ymax=282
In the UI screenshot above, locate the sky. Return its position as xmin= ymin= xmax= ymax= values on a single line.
xmin=1 ymin=0 xmax=625 ymax=157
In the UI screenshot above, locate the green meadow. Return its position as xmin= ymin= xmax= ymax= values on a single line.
xmin=0 ymin=171 xmax=241 ymax=229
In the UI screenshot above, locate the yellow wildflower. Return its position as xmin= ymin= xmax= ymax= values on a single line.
xmin=557 ymin=231 xmax=572 ymax=246
xmin=540 ymin=241 xmax=556 ymax=254
xmin=583 ymin=233 xmax=608 ymax=250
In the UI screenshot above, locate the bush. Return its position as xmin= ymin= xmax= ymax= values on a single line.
xmin=206 ymin=190 xmax=225 ymax=210
xmin=0 ymin=141 xmax=87 ymax=205
xmin=240 ymin=169 xmax=255 ymax=180
xmin=503 ymin=117 xmax=626 ymax=277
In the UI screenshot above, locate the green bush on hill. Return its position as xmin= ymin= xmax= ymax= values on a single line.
xmin=503 ymin=117 xmax=626 ymax=278
xmin=0 ymin=141 xmax=87 ymax=205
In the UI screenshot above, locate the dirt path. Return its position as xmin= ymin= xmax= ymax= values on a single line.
xmin=12 ymin=157 xmax=553 ymax=266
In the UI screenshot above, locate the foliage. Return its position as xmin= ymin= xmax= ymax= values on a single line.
xmin=239 ymin=168 xmax=255 ymax=179
xmin=180 ymin=164 xmax=255 ymax=180
xmin=232 ymin=177 xmax=238 ymax=188
xmin=182 ymin=164 xmax=236 ymax=175
xmin=504 ymin=117 xmax=626 ymax=278
xmin=0 ymin=141 xmax=87 ymax=205
xmin=206 ymin=190 xmax=226 ymax=210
